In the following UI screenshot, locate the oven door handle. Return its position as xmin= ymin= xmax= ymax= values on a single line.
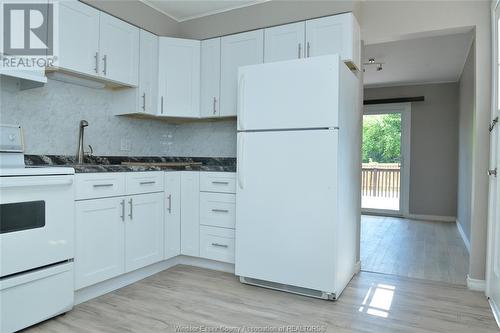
xmin=0 ymin=176 xmax=73 ymax=189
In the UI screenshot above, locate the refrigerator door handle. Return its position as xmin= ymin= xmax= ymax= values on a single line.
xmin=237 ymin=134 xmax=244 ymax=189
xmin=237 ymin=74 xmax=245 ymax=130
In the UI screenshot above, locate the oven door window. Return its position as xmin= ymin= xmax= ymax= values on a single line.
xmin=0 ymin=201 xmax=45 ymax=234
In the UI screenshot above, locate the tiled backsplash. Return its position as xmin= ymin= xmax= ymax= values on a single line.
xmin=0 ymin=77 xmax=237 ymax=157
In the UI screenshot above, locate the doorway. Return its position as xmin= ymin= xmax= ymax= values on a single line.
xmin=361 ymin=103 xmax=411 ymax=216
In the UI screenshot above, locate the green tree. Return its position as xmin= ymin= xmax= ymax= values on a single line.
xmin=362 ymin=114 xmax=401 ymax=163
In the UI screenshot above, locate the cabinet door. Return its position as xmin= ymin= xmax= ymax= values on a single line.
xmin=220 ymin=30 xmax=264 ymax=117
xmin=180 ymin=171 xmax=200 ymax=256
xmin=125 ymin=193 xmax=164 ymax=272
xmin=158 ymin=37 xmax=200 ymax=118
xmin=99 ymin=12 xmax=139 ymax=86
xmin=200 ymin=38 xmax=221 ymax=117
xmin=305 ymin=13 xmax=360 ymax=70
xmin=138 ymin=30 xmax=159 ymax=115
xmin=75 ymin=197 xmax=125 ymax=289
xmin=165 ymin=172 xmax=181 ymax=259
xmin=57 ymin=1 xmax=100 ymax=76
xmin=264 ymin=22 xmax=305 ymax=63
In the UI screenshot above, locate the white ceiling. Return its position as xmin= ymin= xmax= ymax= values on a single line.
xmin=363 ymin=31 xmax=473 ymax=88
xmin=140 ymin=0 xmax=269 ymax=22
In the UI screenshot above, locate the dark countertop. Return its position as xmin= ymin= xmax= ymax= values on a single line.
xmin=25 ymin=155 xmax=237 ymax=173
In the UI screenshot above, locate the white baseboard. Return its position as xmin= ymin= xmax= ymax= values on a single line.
xmin=407 ymin=214 xmax=457 ymax=223
xmin=467 ymin=274 xmax=486 ymax=292
xmin=456 ymin=219 xmax=471 ymax=253
xmin=75 ymin=256 xmax=235 ymax=305
xmin=489 ymin=298 xmax=500 ymax=329
xmin=354 ymin=261 xmax=361 ymax=274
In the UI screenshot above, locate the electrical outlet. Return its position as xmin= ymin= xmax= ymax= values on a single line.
xmin=120 ymin=138 xmax=131 ymax=151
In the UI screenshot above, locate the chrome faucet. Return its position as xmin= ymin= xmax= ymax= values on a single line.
xmin=76 ymin=120 xmax=89 ymax=164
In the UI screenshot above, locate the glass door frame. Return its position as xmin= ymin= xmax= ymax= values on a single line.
xmin=486 ymin=0 xmax=500 ymax=310
xmin=361 ymin=102 xmax=411 ymax=217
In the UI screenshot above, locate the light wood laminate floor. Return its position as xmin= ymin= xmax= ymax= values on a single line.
xmin=24 ymin=265 xmax=497 ymax=333
xmin=361 ymin=215 xmax=469 ymax=285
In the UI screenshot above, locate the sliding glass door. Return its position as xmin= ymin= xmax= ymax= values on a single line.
xmin=361 ymin=103 xmax=411 ymax=216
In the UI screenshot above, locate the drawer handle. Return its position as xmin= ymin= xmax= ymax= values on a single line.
xmin=93 ymin=184 xmax=113 ymax=188
xmin=139 ymin=181 xmax=156 ymax=185
xmin=212 ymin=181 xmax=229 ymax=185
xmin=212 ymin=209 xmax=229 ymax=213
xmin=211 ymin=243 xmax=228 ymax=248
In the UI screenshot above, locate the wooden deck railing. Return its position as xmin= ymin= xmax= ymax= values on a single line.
xmin=362 ymin=163 xmax=401 ymax=198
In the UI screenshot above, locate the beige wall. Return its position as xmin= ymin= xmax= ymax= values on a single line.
xmin=178 ymin=0 xmax=361 ymax=39
xmin=458 ymin=42 xmax=475 ymax=244
xmin=80 ymin=0 xmax=180 ymax=36
xmin=364 ymin=84 xmax=459 ymax=218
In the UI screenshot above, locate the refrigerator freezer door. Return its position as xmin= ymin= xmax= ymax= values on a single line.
xmin=237 ymin=55 xmax=341 ymax=131
xmin=236 ymin=129 xmax=339 ymax=293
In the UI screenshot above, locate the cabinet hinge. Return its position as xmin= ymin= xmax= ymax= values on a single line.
xmin=488 ymin=168 xmax=497 ymax=177
xmin=489 ymin=117 xmax=499 ymax=132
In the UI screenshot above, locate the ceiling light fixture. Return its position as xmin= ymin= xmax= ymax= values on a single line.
xmin=363 ymin=58 xmax=384 ymax=72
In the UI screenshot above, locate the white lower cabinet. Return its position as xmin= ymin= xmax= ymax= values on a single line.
xmin=165 ymin=172 xmax=181 ymax=259
xmin=75 ymin=197 xmax=125 ymax=290
xmin=200 ymin=226 xmax=235 ymax=264
xmin=125 ymin=192 xmax=164 ymax=272
xmin=180 ymin=171 xmax=200 ymax=256
xmin=75 ymin=172 xmax=164 ymax=290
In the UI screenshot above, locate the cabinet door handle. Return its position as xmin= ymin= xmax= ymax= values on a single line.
xmin=211 ymin=243 xmax=228 ymax=248
xmin=94 ymin=52 xmax=99 ymax=73
xmin=139 ymin=181 xmax=155 ymax=185
xmin=213 ymin=97 xmax=217 ymax=115
xmin=120 ymin=199 xmax=125 ymax=221
xmin=306 ymin=42 xmax=310 ymax=58
xmin=93 ymin=183 xmax=113 ymax=188
xmin=161 ymin=96 xmax=164 ymax=114
xmin=102 ymin=55 xmax=107 ymax=75
xmin=167 ymin=194 xmax=172 ymax=213
xmin=142 ymin=93 xmax=146 ymax=111
xmin=298 ymin=43 xmax=301 ymax=59
xmin=212 ymin=209 xmax=229 ymax=213
xmin=212 ymin=181 xmax=229 ymax=185
xmin=128 ymin=198 xmax=133 ymax=219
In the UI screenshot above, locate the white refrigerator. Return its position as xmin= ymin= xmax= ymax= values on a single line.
xmin=235 ymin=54 xmax=361 ymax=300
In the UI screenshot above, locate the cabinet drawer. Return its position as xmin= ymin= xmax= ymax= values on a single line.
xmin=126 ymin=172 xmax=164 ymax=194
xmin=200 ymin=193 xmax=235 ymax=229
xmin=200 ymin=226 xmax=235 ymax=264
xmin=75 ymin=173 xmax=126 ymax=200
xmin=200 ymin=172 xmax=236 ymax=193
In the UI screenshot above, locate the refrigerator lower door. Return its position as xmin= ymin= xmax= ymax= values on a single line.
xmin=236 ymin=129 xmax=339 ymax=294
xmin=237 ymin=54 xmax=341 ymax=131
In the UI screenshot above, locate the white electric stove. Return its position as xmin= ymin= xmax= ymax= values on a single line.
xmin=0 ymin=124 xmax=75 ymax=333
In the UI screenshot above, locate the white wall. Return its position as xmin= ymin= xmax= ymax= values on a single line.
xmin=0 ymin=77 xmax=236 ymax=157
xmin=458 ymin=42 xmax=475 ymax=244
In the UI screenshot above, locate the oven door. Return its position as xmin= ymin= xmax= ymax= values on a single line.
xmin=0 ymin=175 xmax=74 ymax=277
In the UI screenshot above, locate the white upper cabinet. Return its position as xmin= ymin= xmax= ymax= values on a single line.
xmin=200 ymin=38 xmax=221 ymax=118
xmin=57 ymin=1 xmax=100 ymax=77
xmin=220 ymin=30 xmax=264 ymax=117
xmin=99 ymin=12 xmax=140 ymax=86
xmin=53 ymin=1 xmax=140 ymax=86
xmin=158 ymin=37 xmax=201 ymax=118
xmin=305 ymin=13 xmax=361 ymax=70
xmin=138 ymin=30 xmax=159 ymax=115
xmin=264 ymin=22 xmax=306 ymax=63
